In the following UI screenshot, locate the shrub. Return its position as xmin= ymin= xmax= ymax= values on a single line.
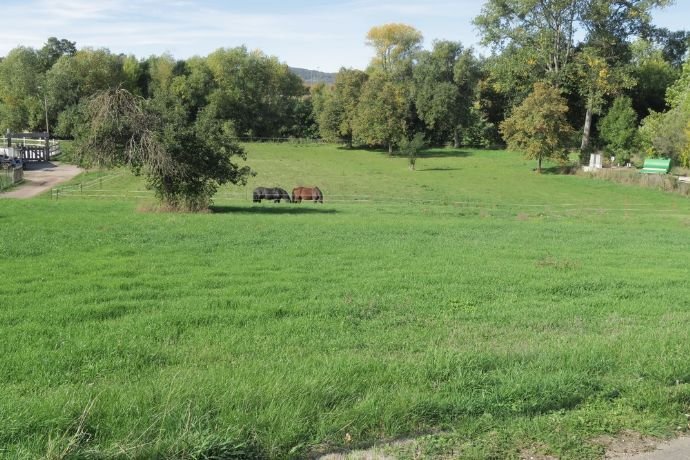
xmin=399 ymin=132 xmax=426 ymax=170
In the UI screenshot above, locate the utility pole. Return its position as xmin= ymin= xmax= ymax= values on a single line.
xmin=38 ymin=85 xmax=50 ymax=161
xmin=43 ymin=94 xmax=49 ymax=139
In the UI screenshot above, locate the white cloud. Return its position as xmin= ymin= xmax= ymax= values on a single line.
xmin=2 ymin=0 xmax=684 ymax=71
xmin=349 ymin=0 xmax=475 ymax=17
xmin=34 ymin=0 xmax=125 ymax=20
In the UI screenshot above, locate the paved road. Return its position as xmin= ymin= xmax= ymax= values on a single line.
xmin=1 ymin=162 xmax=82 ymax=199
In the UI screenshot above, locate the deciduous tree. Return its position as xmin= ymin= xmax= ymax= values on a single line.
xmin=0 ymin=47 xmax=43 ymax=132
xmin=573 ymin=46 xmax=635 ymax=151
xmin=628 ymin=39 xmax=679 ymax=118
xmin=413 ymin=41 xmax=480 ymax=147
xmin=352 ymin=74 xmax=406 ymax=153
xmin=366 ymin=23 xmax=423 ymax=77
xmin=639 ymin=56 xmax=690 ymax=166
xmin=38 ymin=37 xmax=76 ymax=70
xmin=598 ymin=96 xmax=638 ymax=162
xmin=76 ymin=88 xmax=252 ymax=211
xmin=500 ymin=83 xmax=574 ymax=172
xmin=313 ymin=69 xmax=368 ymax=145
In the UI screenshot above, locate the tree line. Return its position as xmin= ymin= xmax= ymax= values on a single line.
xmin=312 ymin=1 xmax=690 ymax=169
xmin=0 ymin=38 xmax=314 ymax=140
xmin=1 ymin=0 xmax=689 ymax=209
xmin=1 ymin=4 xmax=688 ymax=164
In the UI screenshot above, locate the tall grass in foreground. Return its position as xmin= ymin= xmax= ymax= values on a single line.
xmin=578 ymin=168 xmax=690 ymax=197
xmin=1 ymin=145 xmax=690 ymax=459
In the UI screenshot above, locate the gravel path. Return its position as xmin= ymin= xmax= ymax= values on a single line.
xmin=610 ymin=436 xmax=690 ymax=459
xmin=1 ymin=162 xmax=83 ymax=199
xmin=315 ymin=434 xmax=690 ymax=459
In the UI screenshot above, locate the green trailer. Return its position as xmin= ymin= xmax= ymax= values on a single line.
xmin=640 ymin=158 xmax=671 ymax=174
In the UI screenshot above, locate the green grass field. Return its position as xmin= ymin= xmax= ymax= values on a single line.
xmin=1 ymin=144 xmax=690 ymax=459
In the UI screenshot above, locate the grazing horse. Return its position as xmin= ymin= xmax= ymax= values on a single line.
xmin=252 ymin=187 xmax=291 ymax=203
xmin=292 ymin=186 xmax=323 ymax=203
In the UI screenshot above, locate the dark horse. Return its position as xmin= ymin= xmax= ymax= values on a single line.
xmin=253 ymin=187 xmax=291 ymax=203
xmin=292 ymin=186 xmax=323 ymax=203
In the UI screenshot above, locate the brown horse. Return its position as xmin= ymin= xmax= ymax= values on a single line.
xmin=292 ymin=186 xmax=323 ymax=203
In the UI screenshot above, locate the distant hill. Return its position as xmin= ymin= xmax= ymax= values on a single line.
xmin=289 ymin=67 xmax=337 ymax=85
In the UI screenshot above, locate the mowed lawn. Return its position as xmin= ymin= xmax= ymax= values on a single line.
xmin=1 ymin=144 xmax=690 ymax=459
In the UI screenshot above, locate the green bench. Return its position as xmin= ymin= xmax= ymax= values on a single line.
xmin=640 ymin=158 xmax=671 ymax=174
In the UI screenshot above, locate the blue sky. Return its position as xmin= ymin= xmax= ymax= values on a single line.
xmin=1 ymin=0 xmax=688 ymax=72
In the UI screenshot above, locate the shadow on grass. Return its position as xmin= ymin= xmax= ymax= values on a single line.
xmin=336 ymin=145 xmax=387 ymax=153
xmin=210 ymin=205 xmax=338 ymax=215
xmin=335 ymin=146 xmax=473 ymax=158
xmin=537 ymin=165 xmax=579 ymax=175
xmin=417 ymin=167 xmax=462 ymax=172
xmin=419 ymin=149 xmax=473 ymax=158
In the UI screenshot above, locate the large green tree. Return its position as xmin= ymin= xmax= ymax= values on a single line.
xmin=0 ymin=47 xmax=43 ymax=132
xmin=598 ymin=96 xmax=638 ymax=162
xmin=313 ymin=69 xmax=368 ymax=146
xmin=475 ymin=0 xmax=673 ymax=152
xmin=500 ymin=83 xmax=574 ymax=172
xmin=474 ymin=0 xmax=581 ymax=86
xmin=628 ymin=39 xmax=680 ymax=118
xmin=573 ymin=46 xmax=635 ymax=151
xmin=366 ymin=23 xmax=423 ymax=78
xmin=38 ymin=37 xmax=76 ymax=71
xmin=204 ymin=47 xmax=306 ymax=138
xmin=413 ymin=40 xmax=481 ymax=147
xmin=46 ymin=48 xmax=132 ymax=137
xmin=345 ymin=24 xmax=424 ymax=153
xmin=352 ymin=73 xmax=407 ymax=153
xmin=639 ymin=55 xmax=690 ymax=166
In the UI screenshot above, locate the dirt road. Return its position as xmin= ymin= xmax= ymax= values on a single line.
xmin=1 ymin=162 xmax=83 ymax=199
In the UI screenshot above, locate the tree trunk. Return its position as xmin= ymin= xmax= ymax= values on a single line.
xmin=453 ymin=128 xmax=460 ymax=148
xmin=580 ymin=105 xmax=593 ymax=152
xmin=388 ymin=142 xmax=393 ymax=155
xmin=538 ymin=155 xmax=542 ymax=173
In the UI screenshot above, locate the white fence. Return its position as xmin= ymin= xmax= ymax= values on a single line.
xmin=0 ymin=136 xmax=60 ymax=161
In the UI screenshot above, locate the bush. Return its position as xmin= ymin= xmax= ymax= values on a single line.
xmin=461 ymin=106 xmax=501 ymax=148
xmin=639 ymin=108 xmax=690 ymax=165
xmin=399 ymin=132 xmax=426 ymax=170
